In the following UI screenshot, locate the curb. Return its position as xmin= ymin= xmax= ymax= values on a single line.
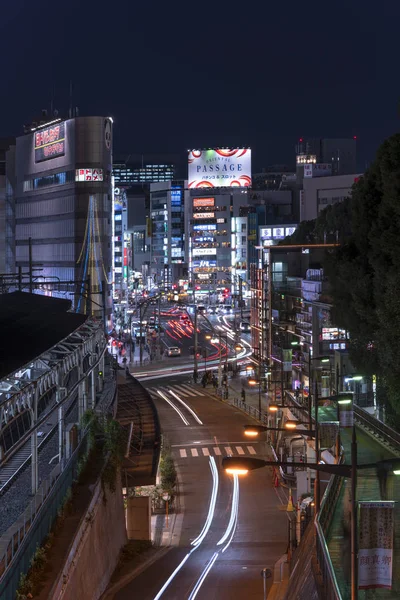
xmin=267 ymin=554 xmax=289 ymax=600
xmin=100 ymin=546 xmax=172 ymax=600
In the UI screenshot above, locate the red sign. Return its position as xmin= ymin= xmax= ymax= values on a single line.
xmin=34 ymin=122 xmax=65 ymax=162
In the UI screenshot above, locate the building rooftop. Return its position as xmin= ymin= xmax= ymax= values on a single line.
xmin=0 ymin=292 xmax=87 ymax=380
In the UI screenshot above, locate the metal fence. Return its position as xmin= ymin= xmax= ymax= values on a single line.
xmin=0 ymin=433 xmax=89 ymax=600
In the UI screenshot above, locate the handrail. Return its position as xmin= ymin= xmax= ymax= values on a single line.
xmin=314 ymin=450 xmax=344 ymax=600
xmin=353 ymin=405 xmax=400 ymax=450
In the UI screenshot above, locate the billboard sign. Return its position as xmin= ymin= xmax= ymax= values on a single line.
xmin=192 ymin=259 xmax=217 ymax=268
xmin=192 ymin=212 xmax=215 ymax=219
xmin=359 ymin=502 xmax=394 ymax=590
xmin=34 ymin=121 xmax=65 ymax=163
xmin=75 ymin=168 xmax=104 ymax=182
xmin=192 ymin=248 xmax=217 ymax=256
xmin=193 ymin=197 xmax=215 ymax=207
xmin=188 ymin=148 xmax=252 ymax=188
xmin=304 ymin=163 xmax=332 ymax=178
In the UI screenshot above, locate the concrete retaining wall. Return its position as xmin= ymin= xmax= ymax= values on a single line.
xmin=50 ymin=471 xmax=127 ymax=600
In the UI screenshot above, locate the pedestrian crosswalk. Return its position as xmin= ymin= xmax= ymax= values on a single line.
xmin=146 ymin=383 xmax=205 ymax=400
xmin=174 ymin=444 xmax=258 ymax=460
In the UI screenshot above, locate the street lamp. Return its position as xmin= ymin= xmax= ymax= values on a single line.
xmin=243 ymin=424 xmax=315 ymax=436
xmin=222 ymin=446 xmax=400 ymax=600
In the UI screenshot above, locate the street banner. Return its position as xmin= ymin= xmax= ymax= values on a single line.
xmin=283 ymin=349 xmax=292 ymax=372
xmin=319 ymin=421 xmax=339 ymax=450
xmin=338 ymin=398 xmax=354 ymax=427
xmin=359 ymin=502 xmax=394 ymax=589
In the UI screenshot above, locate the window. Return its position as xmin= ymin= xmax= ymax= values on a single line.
xmin=241 ymin=223 xmax=247 ymax=232
xmin=241 ymin=236 xmax=246 ymax=245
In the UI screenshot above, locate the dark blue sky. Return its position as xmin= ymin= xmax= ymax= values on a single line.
xmin=1 ymin=0 xmax=399 ymax=170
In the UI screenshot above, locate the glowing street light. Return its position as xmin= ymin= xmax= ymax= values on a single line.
xmin=225 ymin=468 xmax=249 ymax=476
xmin=248 ymin=379 xmax=258 ymax=386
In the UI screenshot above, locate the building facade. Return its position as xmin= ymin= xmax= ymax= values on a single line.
xmin=6 ymin=116 xmax=113 ymax=319
xmin=301 ymin=173 xmax=362 ymax=221
xmin=149 ymin=181 xmax=189 ymax=288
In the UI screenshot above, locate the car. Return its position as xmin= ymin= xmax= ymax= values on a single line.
xmin=180 ymin=313 xmax=190 ymax=321
xmin=197 ymin=305 xmax=206 ymax=314
xmin=166 ymin=346 xmax=181 ymax=357
xmin=208 ymin=306 xmax=217 ymax=314
xmin=240 ymin=321 xmax=251 ymax=332
xmin=223 ymin=305 xmax=233 ymax=314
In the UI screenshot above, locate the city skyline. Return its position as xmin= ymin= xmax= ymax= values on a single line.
xmin=1 ymin=0 xmax=399 ymax=171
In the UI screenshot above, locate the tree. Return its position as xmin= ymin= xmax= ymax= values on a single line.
xmin=285 ymin=133 xmax=400 ymax=422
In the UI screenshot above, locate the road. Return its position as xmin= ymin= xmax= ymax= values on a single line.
xmin=115 ymin=374 xmax=289 ymax=600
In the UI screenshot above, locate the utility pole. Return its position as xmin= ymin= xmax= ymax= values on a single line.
xmin=314 ymin=382 xmax=320 ymax=513
xmin=193 ymin=305 xmax=198 ymax=383
xmin=351 ymin=425 xmax=358 ymax=600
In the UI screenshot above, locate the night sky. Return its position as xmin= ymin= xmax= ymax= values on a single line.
xmin=1 ymin=0 xmax=399 ymax=171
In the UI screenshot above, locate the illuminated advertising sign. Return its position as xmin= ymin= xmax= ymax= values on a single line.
xmin=273 ymin=227 xmax=285 ymax=239
xmin=193 ymin=224 xmax=216 ymax=231
xmin=321 ymin=328 xmax=348 ymax=341
xmin=193 ymin=197 xmax=215 ymax=207
xmin=75 ymin=168 xmax=104 ymax=182
xmin=192 ymin=260 xmax=217 ymax=268
xmin=192 ymin=248 xmax=217 ymax=256
xmin=260 ymin=228 xmax=272 ymax=240
xmin=188 ymin=148 xmax=252 ymax=188
xmin=34 ymin=122 xmax=65 ymax=162
xmin=193 ymin=212 xmax=215 ymax=219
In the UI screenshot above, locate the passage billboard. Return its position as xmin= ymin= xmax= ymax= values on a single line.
xmin=188 ymin=148 xmax=251 ymax=188
xmin=34 ymin=121 xmax=65 ymax=163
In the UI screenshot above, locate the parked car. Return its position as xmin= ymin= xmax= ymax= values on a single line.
xmin=166 ymin=346 xmax=181 ymax=357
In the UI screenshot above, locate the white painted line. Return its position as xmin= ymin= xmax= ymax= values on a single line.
xmin=179 ymin=383 xmax=205 ymax=396
xmin=202 ymin=448 xmax=210 ymax=456
xmin=213 ymin=447 xmax=221 ymax=455
xmin=191 ymin=448 xmax=199 ymax=457
xmin=224 ymin=447 xmax=232 ymax=455
xmin=173 ymin=385 xmax=197 ymax=397
xmin=247 ymin=446 xmax=256 ymax=455
xmin=157 ymin=391 xmax=190 ymax=426
xmin=180 ymin=449 xmax=187 ymax=458
xmin=235 ymin=446 xmax=245 ymax=455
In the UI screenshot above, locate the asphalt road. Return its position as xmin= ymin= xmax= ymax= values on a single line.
xmin=115 ymin=374 xmax=288 ymax=600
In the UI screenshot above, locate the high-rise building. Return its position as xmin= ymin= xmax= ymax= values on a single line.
xmin=113 ymin=154 xmax=179 ymax=186
xmin=295 ymin=138 xmax=357 ymax=176
xmin=5 ymin=114 xmax=113 ymax=320
xmin=149 ymin=181 xmax=189 ymax=287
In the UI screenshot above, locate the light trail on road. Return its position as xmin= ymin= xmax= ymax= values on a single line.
xmin=157 ymin=391 xmax=190 ymax=425
xmin=168 ymin=390 xmax=204 ymax=425
xmin=151 ymin=457 xmax=219 ymax=600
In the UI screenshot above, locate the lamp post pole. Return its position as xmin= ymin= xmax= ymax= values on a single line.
xmin=351 ymin=424 xmax=358 ymax=600
xmin=314 ymin=382 xmax=320 ymax=513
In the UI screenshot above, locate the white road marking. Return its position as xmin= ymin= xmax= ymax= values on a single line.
xmin=191 ymin=448 xmax=199 ymax=457
xmin=213 ymin=447 xmax=221 ymax=456
xmin=202 ymin=448 xmax=210 ymax=456
xmin=235 ymin=446 xmax=245 ymax=455
xmin=247 ymin=446 xmax=256 ymax=455
xmin=180 ymin=449 xmax=187 ymax=458
xmin=224 ymin=447 xmax=232 ymax=455
xmin=173 ymin=385 xmax=197 ymax=397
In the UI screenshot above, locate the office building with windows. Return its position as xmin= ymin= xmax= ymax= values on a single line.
xmin=5 ymin=115 xmax=113 ymax=319
xmin=149 ymin=181 xmax=189 ymax=287
xmin=113 ymin=155 xmax=179 ymax=187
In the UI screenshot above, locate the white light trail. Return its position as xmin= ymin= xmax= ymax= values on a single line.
xmin=191 ymin=456 xmax=219 ymax=547
xmin=157 ymin=391 xmax=190 ymax=425
xmin=187 ymin=552 xmax=219 ymax=600
xmin=217 ymin=473 xmax=239 ymax=547
xmin=152 ymin=553 xmax=191 ymax=600
xmin=168 ymin=389 xmax=203 ymax=425
xmin=152 ymin=457 xmax=219 ymax=600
